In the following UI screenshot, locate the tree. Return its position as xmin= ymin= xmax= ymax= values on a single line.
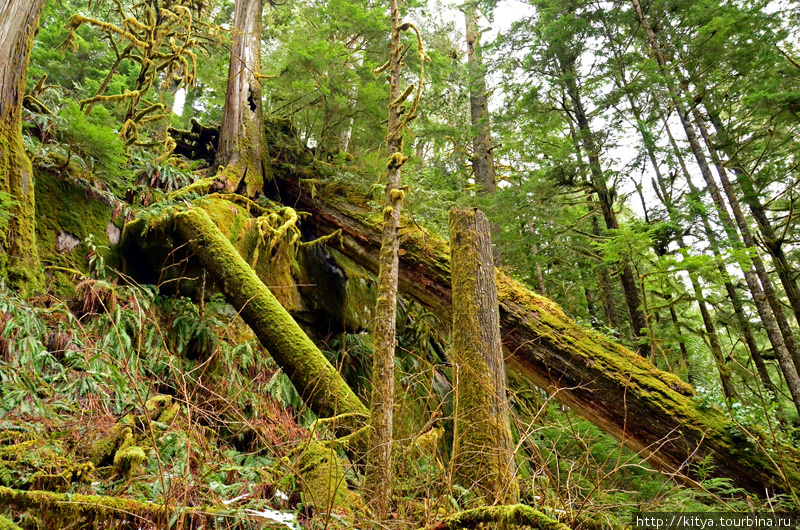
xmin=449 ymin=207 xmax=518 ymax=503
xmin=462 ymin=1 xmax=496 ymax=195
xmin=364 ymin=0 xmax=426 ymax=521
xmin=0 ymin=0 xmax=47 ymax=292
xmin=214 ymin=0 xmax=268 ymax=196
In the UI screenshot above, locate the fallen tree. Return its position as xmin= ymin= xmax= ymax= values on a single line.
xmin=272 ymin=167 xmax=800 ymax=497
xmin=123 ymin=201 xmax=367 ymax=419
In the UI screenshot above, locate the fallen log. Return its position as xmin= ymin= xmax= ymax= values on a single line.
xmin=274 ymin=167 xmax=800 ymax=497
xmin=123 ymin=203 xmax=368 ymax=419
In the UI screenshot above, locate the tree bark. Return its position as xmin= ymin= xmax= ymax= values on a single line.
xmin=275 ymin=170 xmax=800 ymax=496
xmin=0 ymin=0 xmax=46 ymax=292
xmin=463 ymin=2 xmax=496 ymax=195
xmin=659 ymin=113 xmax=780 ymax=405
xmin=449 ymin=207 xmax=518 ymax=504
xmin=123 ymin=204 xmax=367 ymax=420
xmin=214 ymin=0 xmax=268 ymax=197
xmin=703 ymin=104 xmax=800 ymax=328
xmin=563 ymin=69 xmax=649 ymax=356
xmin=365 ymin=0 xmax=406 ymax=520
xmin=631 ymin=0 xmax=800 ymax=413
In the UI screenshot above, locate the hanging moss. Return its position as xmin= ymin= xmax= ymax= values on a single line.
xmin=125 ymin=204 xmax=366 ymax=419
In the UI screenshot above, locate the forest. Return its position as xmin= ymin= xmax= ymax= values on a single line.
xmin=1 ymin=0 xmax=799 ymax=528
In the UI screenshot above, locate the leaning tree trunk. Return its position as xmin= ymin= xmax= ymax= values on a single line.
xmin=0 ymin=0 xmax=46 ymax=292
xmin=564 ymin=69 xmax=650 ymax=356
xmin=123 ymin=204 xmax=367 ymax=420
xmin=703 ymin=103 xmax=800 ymax=328
xmin=659 ymin=113 xmax=780 ymax=406
xmin=274 ymin=169 xmax=800 ymax=497
xmin=449 ymin=207 xmax=518 ymax=504
xmin=214 ymin=0 xmax=267 ymax=197
xmin=463 ymin=1 xmax=496 ymax=195
xmin=631 ymin=0 xmax=800 ymax=414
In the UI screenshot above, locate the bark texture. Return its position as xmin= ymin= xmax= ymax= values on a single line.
xmin=214 ymin=0 xmax=268 ymax=196
xmin=0 ymin=0 xmax=46 ymax=291
xmin=364 ymin=0 xmax=406 ymax=520
xmin=463 ymin=2 xmax=496 ymax=195
xmin=449 ymin=207 xmax=517 ymax=504
xmin=274 ymin=169 xmax=800 ymax=496
xmin=123 ymin=204 xmax=367 ymax=420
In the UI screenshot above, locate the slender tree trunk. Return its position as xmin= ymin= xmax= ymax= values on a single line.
xmin=277 ymin=172 xmax=800 ymax=496
xmin=690 ymin=107 xmax=800 ymax=375
xmin=564 ymin=70 xmax=650 ymax=356
xmin=463 ymin=2 xmax=496 ymax=195
xmin=589 ymin=205 xmax=621 ymax=333
xmin=214 ymin=0 xmax=267 ymax=197
xmin=660 ymin=115 xmax=781 ymax=406
xmin=0 ymin=0 xmax=46 ymax=292
xmin=631 ymin=0 xmax=800 ymax=412
xmin=365 ymin=0 xmax=406 ymax=521
xmin=450 ymin=207 xmax=518 ymax=504
xmin=704 ymin=104 xmax=800 ymax=328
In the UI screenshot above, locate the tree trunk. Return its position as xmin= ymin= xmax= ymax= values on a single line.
xmin=0 ymin=0 xmax=46 ymax=292
xmin=703 ymin=104 xmax=800 ymax=328
xmin=449 ymin=207 xmax=518 ymax=504
xmin=631 ymin=0 xmax=800 ymax=413
xmin=214 ymin=0 xmax=268 ymax=197
xmin=364 ymin=0 xmax=406 ymax=521
xmin=659 ymin=113 xmax=781 ymax=406
xmin=690 ymin=106 xmax=800 ymax=376
xmin=463 ymin=2 xmax=496 ymax=195
xmin=564 ymin=69 xmax=649 ymax=356
xmin=589 ymin=205 xmax=621 ymax=333
xmin=123 ymin=204 xmax=367 ymax=420
xmin=275 ymin=170 xmax=800 ymax=496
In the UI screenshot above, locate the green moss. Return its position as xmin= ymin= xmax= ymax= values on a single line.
xmin=289 ymin=440 xmax=363 ymax=514
xmin=0 ymin=514 xmax=22 ymax=530
xmin=439 ymin=504 xmax=570 ymax=530
xmin=33 ymin=169 xmax=120 ymax=293
xmin=157 ymin=403 xmax=180 ymax=425
xmin=129 ymin=204 xmax=367 ymax=419
xmin=89 ymin=423 xmax=128 ymax=466
xmin=113 ymin=445 xmax=146 ymax=478
xmin=0 ymin=485 xmax=167 ymax=528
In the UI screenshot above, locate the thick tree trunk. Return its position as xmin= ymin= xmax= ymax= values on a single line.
xmin=449 ymin=207 xmax=518 ymax=504
xmin=364 ymin=0 xmax=406 ymax=521
xmin=463 ymin=2 xmax=496 ymax=195
xmin=275 ymin=170 xmax=800 ymax=496
xmin=214 ymin=0 xmax=268 ymax=197
xmin=0 ymin=0 xmax=46 ymax=292
xmin=123 ymin=204 xmax=367 ymax=420
xmin=631 ymin=0 xmax=800 ymax=413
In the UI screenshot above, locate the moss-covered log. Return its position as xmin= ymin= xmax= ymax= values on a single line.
xmin=124 ymin=204 xmax=367 ymax=419
xmin=430 ymin=504 xmax=570 ymax=530
xmin=449 ymin=207 xmax=517 ymax=503
xmin=273 ymin=169 xmax=800 ymax=496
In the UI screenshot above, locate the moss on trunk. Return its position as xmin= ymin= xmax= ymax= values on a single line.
xmin=449 ymin=207 xmax=517 ymax=504
xmin=274 ymin=168 xmax=800 ymax=497
xmin=124 ymin=203 xmax=367 ymax=419
xmin=434 ymin=504 xmax=570 ymax=530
